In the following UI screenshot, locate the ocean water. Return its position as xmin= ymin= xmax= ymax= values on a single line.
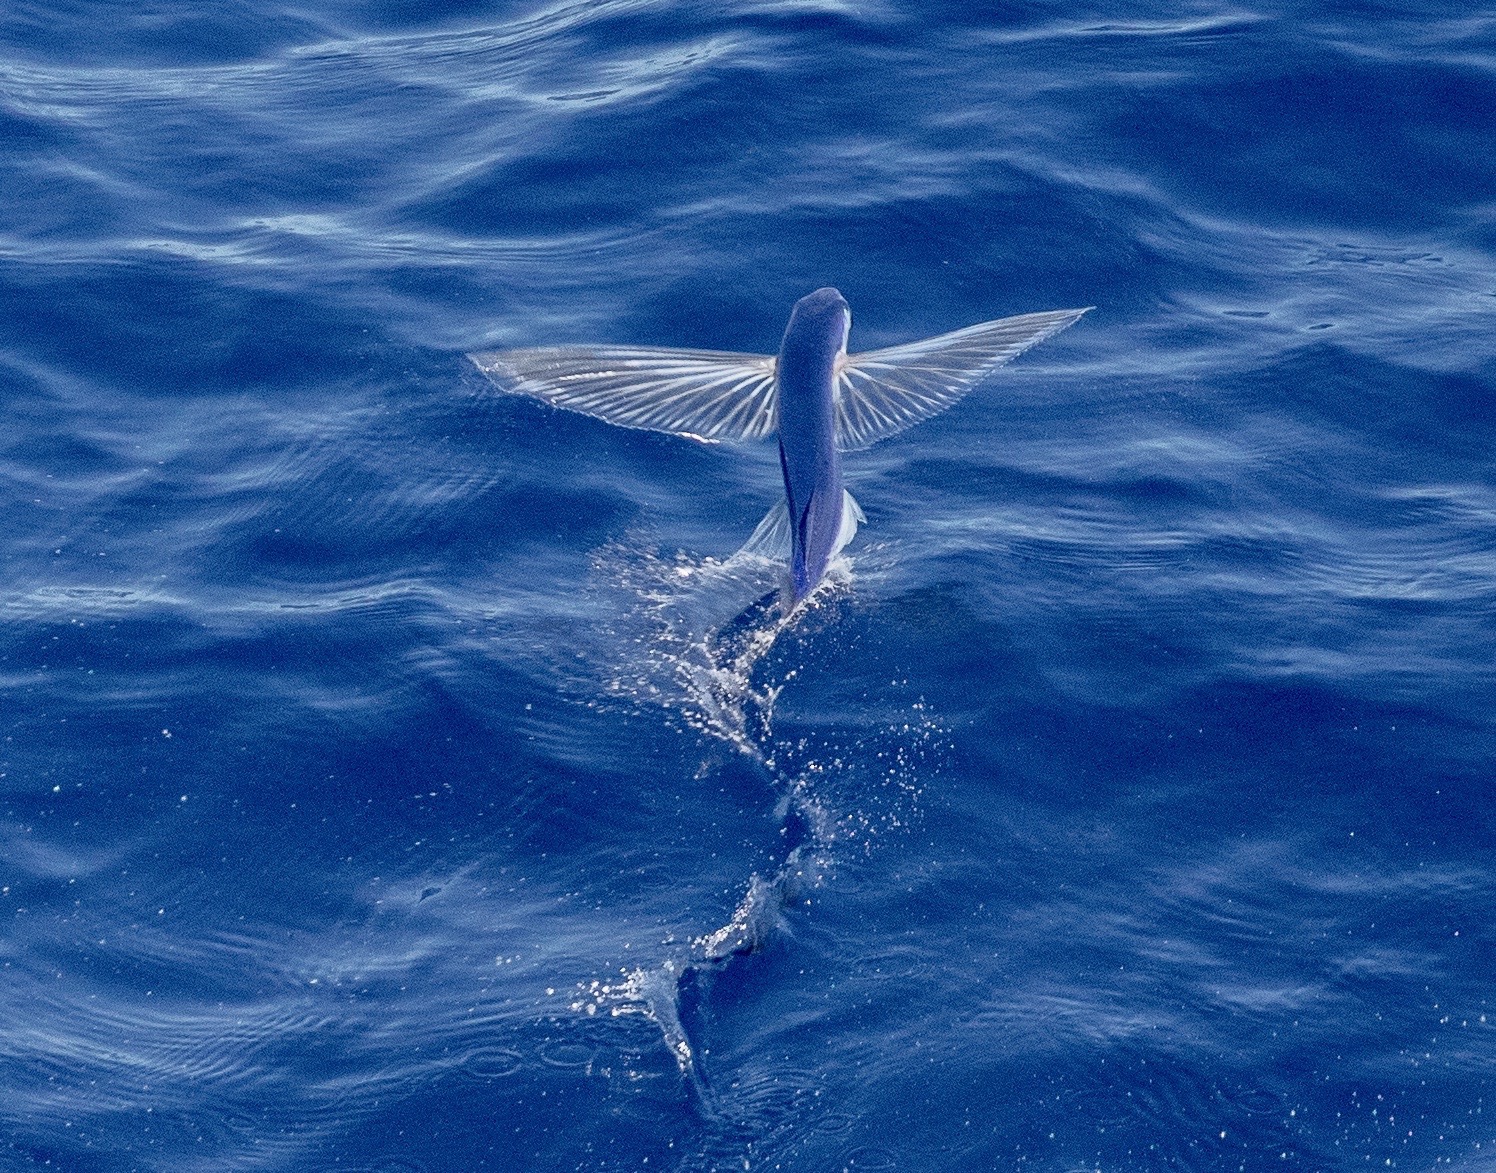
xmin=3 ymin=0 xmax=1495 ymax=1169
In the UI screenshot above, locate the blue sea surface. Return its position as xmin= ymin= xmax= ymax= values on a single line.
xmin=3 ymin=1 xmax=1495 ymax=1169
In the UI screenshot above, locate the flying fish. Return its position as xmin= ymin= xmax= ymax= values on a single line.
xmin=469 ymin=288 xmax=1089 ymax=603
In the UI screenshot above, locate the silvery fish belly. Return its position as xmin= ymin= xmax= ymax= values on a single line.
xmin=468 ymin=287 xmax=1090 ymax=602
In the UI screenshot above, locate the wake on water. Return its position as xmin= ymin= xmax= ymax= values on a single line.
xmin=575 ymin=536 xmax=939 ymax=1109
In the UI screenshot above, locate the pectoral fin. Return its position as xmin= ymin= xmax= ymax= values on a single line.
xmin=832 ymin=307 xmax=1091 ymax=450
xmin=468 ymin=346 xmax=779 ymax=442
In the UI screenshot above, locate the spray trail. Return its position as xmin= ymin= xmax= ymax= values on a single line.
xmin=580 ymin=538 xmax=936 ymax=1105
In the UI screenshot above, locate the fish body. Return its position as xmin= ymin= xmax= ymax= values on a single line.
xmin=775 ymin=288 xmax=851 ymax=600
xmin=469 ymin=289 xmax=1089 ymax=603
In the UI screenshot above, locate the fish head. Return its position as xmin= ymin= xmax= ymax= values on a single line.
xmin=783 ymin=287 xmax=851 ymax=365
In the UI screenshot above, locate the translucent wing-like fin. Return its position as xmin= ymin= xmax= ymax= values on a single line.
xmin=835 ymin=490 xmax=866 ymax=556
xmin=468 ymin=346 xmax=778 ymax=441
xmin=736 ymin=501 xmax=793 ymax=562
xmin=834 ymin=307 xmax=1091 ymax=450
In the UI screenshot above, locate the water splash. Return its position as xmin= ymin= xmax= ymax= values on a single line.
xmin=592 ymin=534 xmax=807 ymax=755
xmin=577 ymin=534 xmax=941 ymax=1109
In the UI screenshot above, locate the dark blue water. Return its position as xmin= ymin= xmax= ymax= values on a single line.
xmin=3 ymin=2 xmax=1495 ymax=1169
